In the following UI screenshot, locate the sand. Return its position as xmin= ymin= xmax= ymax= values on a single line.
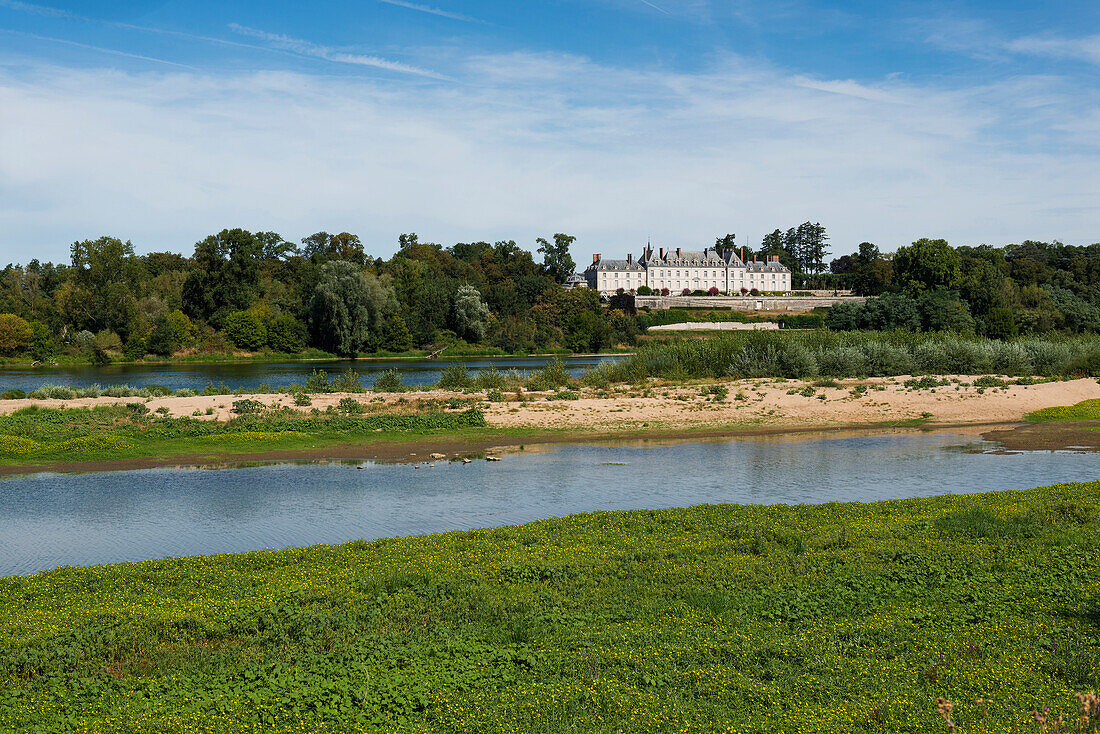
xmin=3 ymin=375 xmax=1098 ymax=432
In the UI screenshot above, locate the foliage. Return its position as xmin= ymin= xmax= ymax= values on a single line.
xmin=438 ymin=362 xmax=474 ymax=391
xmin=452 ymin=284 xmax=490 ymax=343
xmin=0 ymin=314 xmax=33 ymax=356
xmin=310 ymin=261 xmax=398 ymax=357
xmin=222 ymin=311 xmax=268 ymax=351
xmin=1 ymin=483 xmax=1098 ymax=732
xmin=265 ymin=314 xmax=306 ymax=353
xmin=371 ymin=369 xmax=406 ymax=393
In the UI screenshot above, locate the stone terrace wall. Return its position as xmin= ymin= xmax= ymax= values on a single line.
xmin=635 ymin=295 xmax=867 ymax=312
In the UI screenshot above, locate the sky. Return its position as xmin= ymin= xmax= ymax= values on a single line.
xmin=0 ymin=0 xmax=1098 ymax=265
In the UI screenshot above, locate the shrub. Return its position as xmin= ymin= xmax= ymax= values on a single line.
xmin=231 ymin=399 xmax=265 ymax=414
xmin=1 ymin=389 xmax=26 ymax=400
xmin=293 ymin=392 xmax=312 ymax=406
xmin=438 ymin=363 xmax=474 ymax=391
xmin=174 ymin=388 xmax=199 ymax=398
xmin=331 ymin=369 xmax=365 ymax=393
xmin=223 ymin=311 xmax=267 ymax=351
xmin=372 ymin=369 xmax=406 ymax=393
xmin=1022 ymin=340 xmax=1072 ymax=376
xmin=527 ymin=357 xmax=571 ymax=391
xmin=637 ymin=285 xmax=653 ymax=296
xmin=681 ymin=288 xmax=692 ymax=296
xmin=778 ymin=342 xmax=819 ymax=379
xmin=726 ymin=345 xmax=780 ymax=379
xmin=337 ymin=397 xmax=365 ymax=414
xmin=143 ymin=384 xmax=172 ymax=397
xmin=708 ymin=286 xmax=720 ymax=296
xmin=28 ymin=385 xmax=76 ymax=400
xmin=475 ymin=366 xmax=506 ymax=391
xmin=859 ymin=341 xmax=913 ymax=376
xmin=547 ymin=389 xmax=579 ymax=401
xmin=305 ymin=370 xmax=331 ymax=393
xmin=816 ymin=346 xmax=867 ymax=377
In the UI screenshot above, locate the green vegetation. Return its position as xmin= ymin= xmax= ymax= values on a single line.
xmin=1027 ymin=398 xmax=1100 ymax=423
xmin=1 ymin=482 xmax=1098 ymax=732
xmin=0 ymin=404 xmax=487 ymax=465
xmin=594 ymin=331 xmax=1100 ymax=382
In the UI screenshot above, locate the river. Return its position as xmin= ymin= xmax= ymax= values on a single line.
xmin=3 ymin=429 xmax=1099 ymax=576
xmin=0 ymin=355 xmax=621 ymax=392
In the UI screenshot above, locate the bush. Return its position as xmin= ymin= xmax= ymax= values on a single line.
xmin=816 ymin=346 xmax=867 ymax=377
xmin=223 ymin=311 xmax=268 ymax=351
xmin=438 ymin=363 xmax=474 ymax=391
xmin=707 ymin=286 xmax=720 ymax=296
xmin=778 ymin=342 xmax=818 ymax=379
xmin=144 ymin=384 xmax=173 ymax=397
xmin=372 ymin=369 xmax=406 ymax=393
xmin=526 ymin=357 xmax=571 ymax=391
xmin=475 ymin=366 xmax=505 ymax=391
xmin=337 ymin=397 xmax=365 ymax=414
xmin=267 ymin=314 xmax=306 ymax=353
xmin=28 ymin=385 xmax=76 ymax=400
xmin=331 ymin=369 xmax=365 ymax=393
xmin=859 ymin=341 xmax=913 ymax=376
xmin=231 ymin=399 xmax=265 ymax=414
xmin=547 ymin=389 xmax=579 ymax=400
xmin=1 ymin=389 xmax=26 ymax=400
xmin=637 ymin=285 xmax=653 ymax=296
xmin=293 ymin=392 xmax=312 ymax=406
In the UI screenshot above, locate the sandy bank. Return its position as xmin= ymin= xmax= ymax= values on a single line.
xmin=4 ymin=376 xmax=1099 ymax=431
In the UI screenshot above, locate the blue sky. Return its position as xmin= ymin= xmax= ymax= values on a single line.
xmin=1 ymin=0 xmax=1098 ymax=264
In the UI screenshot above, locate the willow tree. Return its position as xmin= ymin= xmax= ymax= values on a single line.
xmin=309 ymin=261 xmax=398 ymax=356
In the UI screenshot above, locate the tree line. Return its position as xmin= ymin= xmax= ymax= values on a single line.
xmin=0 ymin=229 xmax=636 ymax=361
xmin=1 ymin=228 xmax=1098 ymax=361
xmin=825 ymin=237 xmax=1100 ymax=338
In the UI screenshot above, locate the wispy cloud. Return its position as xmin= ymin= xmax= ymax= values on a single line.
xmin=1 ymin=50 xmax=1098 ymax=262
xmin=637 ymin=0 xmax=672 ymax=15
xmin=0 ymin=0 xmax=72 ymax=18
xmin=0 ymin=29 xmax=197 ymax=69
xmin=1007 ymin=33 xmax=1100 ymax=66
xmin=227 ymin=24 xmax=449 ymax=79
xmin=374 ymin=0 xmax=482 ymax=23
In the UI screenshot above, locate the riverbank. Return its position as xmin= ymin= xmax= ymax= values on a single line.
xmin=2 ymin=482 xmax=1097 ymax=732
xmin=2 ymin=376 xmax=1099 ymax=473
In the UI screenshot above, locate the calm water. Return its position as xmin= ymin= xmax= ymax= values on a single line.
xmin=0 ymin=355 xmax=621 ymax=393
xmin=3 ymin=431 xmax=1100 ymax=576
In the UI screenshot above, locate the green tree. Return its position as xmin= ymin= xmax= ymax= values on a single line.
xmin=381 ymin=314 xmax=415 ymax=352
xmin=0 ymin=313 xmax=33 ymax=356
xmin=310 ymin=261 xmax=398 ymax=356
xmin=452 ymin=284 xmax=490 ymax=342
xmin=536 ymin=233 xmax=576 ymax=284
xmin=182 ymin=229 xmax=265 ymax=325
xmin=266 ymin=314 xmax=306 ymax=353
xmin=65 ymin=236 xmax=146 ymax=336
xmin=918 ymin=291 xmax=975 ymax=333
xmin=223 ymin=311 xmax=268 ymax=350
xmin=893 ymin=238 xmax=961 ymax=296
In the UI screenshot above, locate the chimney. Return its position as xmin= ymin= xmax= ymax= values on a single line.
xmin=627 ymin=253 xmax=633 ymax=265
xmin=659 ymin=247 xmax=665 ymax=258
xmin=676 ymin=247 xmax=682 ymax=258
xmin=740 ymin=247 xmax=744 ymax=263
xmin=593 ymin=253 xmax=601 ymax=263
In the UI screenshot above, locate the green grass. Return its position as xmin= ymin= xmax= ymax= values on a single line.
xmin=1 ymin=483 xmax=1098 ymax=732
xmin=1027 ymin=398 xmax=1100 ymax=423
xmin=0 ymin=404 xmax=488 ymax=466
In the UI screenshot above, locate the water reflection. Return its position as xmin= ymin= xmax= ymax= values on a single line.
xmin=3 ymin=430 xmax=1100 ymax=576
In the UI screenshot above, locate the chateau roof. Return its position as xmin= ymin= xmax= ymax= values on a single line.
xmin=586 ymin=258 xmax=643 ymax=272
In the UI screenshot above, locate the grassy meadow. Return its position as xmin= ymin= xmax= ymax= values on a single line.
xmin=1 ymin=483 xmax=1098 ymax=733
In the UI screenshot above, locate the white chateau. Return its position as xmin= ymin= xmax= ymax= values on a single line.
xmin=583 ymin=246 xmax=792 ymax=295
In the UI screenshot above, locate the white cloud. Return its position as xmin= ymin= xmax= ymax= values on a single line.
xmin=374 ymin=0 xmax=482 ymax=23
xmin=227 ymin=24 xmax=450 ymax=79
xmin=0 ymin=50 xmax=1098 ymax=266
xmin=1007 ymin=33 xmax=1100 ymax=66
